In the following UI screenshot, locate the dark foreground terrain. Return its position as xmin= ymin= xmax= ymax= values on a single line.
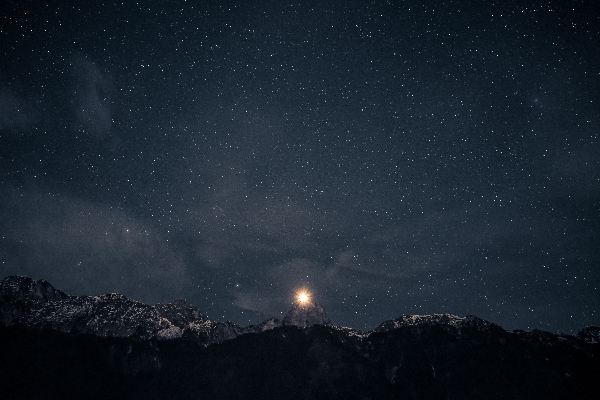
xmin=1 ymin=276 xmax=599 ymax=399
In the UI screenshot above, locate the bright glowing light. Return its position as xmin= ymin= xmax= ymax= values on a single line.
xmin=296 ymin=289 xmax=311 ymax=305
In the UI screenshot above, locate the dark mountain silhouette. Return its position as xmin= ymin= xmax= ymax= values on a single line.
xmin=1 ymin=276 xmax=599 ymax=399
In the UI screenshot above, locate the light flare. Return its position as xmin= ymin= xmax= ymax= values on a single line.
xmin=296 ymin=289 xmax=311 ymax=306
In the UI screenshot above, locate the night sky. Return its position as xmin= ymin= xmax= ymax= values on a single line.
xmin=1 ymin=0 xmax=598 ymax=333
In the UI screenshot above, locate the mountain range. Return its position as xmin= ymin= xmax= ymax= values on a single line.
xmin=1 ymin=275 xmax=599 ymax=399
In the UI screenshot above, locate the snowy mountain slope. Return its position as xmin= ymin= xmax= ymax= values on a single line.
xmin=0 ymin=276 xmax=241 ymax=343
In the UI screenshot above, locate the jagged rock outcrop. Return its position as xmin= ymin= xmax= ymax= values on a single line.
xmin=577 ymin=326 xmax=600 ymax=344
xmin=0 ymin=275 xmax=68 ymax=325
xmin=282 ymin=301 xmax=331 ymax=328
xmin=241 ymin=302 xmax=332 ymax=333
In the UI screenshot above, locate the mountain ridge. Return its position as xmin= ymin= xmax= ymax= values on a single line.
xmin=2 ymin=275 xmax=597 ymax=343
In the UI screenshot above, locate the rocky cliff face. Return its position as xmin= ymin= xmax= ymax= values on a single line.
xmin=0 ymin=275 xmax=68 ymax=325
xmin=0 ymin=276 xmax=241 ymax=344
xmin=282 ymin=301 xmax=331 ymax=328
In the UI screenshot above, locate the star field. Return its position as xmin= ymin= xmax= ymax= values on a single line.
xmin=1 ymin=0 xmax=598 ymax=333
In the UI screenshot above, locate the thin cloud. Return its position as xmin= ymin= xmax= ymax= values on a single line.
xmin=71 ymin=55 xmax=113 ymax=138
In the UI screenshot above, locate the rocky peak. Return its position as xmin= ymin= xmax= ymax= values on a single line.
xmin=577 ymin=326 xmax=600 ymax=344
xmin=282 ymin=301 xmax=331 ymax=328
xmin=0 ymin=276 xmax=69 ymax=326
xmin=0 ymin=275 xmax=67 ymax=303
